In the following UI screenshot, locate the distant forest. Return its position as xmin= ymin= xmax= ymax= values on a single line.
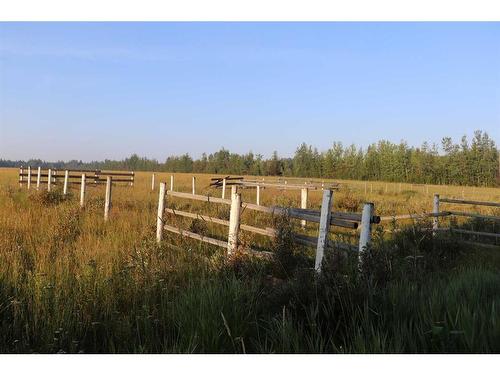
xmin=2 ymin=130 xmax=499 ymax=187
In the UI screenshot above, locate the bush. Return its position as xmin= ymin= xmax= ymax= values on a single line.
xmin=29 ymin=189 xmax=66 ymax=205
xmin=336 ymin=190 xmax=362 ymax=212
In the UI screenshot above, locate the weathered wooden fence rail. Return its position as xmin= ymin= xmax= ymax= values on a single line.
xmin=156 ymin=183 xmax=380 ymax=272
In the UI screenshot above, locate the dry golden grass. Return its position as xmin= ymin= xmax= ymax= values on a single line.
xmin=1 ymin=167 xmax=499 ymax=353
xmin=1 ymin=166 xmax=498 ymax=280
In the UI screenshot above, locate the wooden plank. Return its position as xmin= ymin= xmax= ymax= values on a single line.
xmin=315 ymin=189 xmax=334 ymax=272
xmin=47 ymin=169 xmax=52 ymax=192
xmin=222 ymin=178 xmax=226 ymax=199
xmin=63 ymin=170 xmax=69 ymax=195
xmin=440 ymin=198 xmax=500 ymax=207
xmin=227 ymin=186 xmax=241 ymax=254
xmin=36 ymin=167 xmax=41 ymax=190
xmin=210 ymin=176 xmax=243 ymax=181
xmin=104 ymin=176 xmax=112 ymax=221
xmin=192 ymin=176 xmax=196 ymax=195
xmin=165 ymin=208 xmax=229 ymax=227
xmin=301 ymin=187 xmax=308 ymax=228
xmin=433 ymin=194 xmax=439 ymax=231
xmin=358 ymin=203 xmax=374 ymax=257
xmin=80 ymin=174 xmax=86 ymax=208
xmin=294 ymin=234 xmax=356 ymax=252
xmin=380 ymin=212 xmax=451 ymax=221
xmin=242 ymin=181 xmax=321 ymax=190
xmin=167 ymin=190 xmax=232 ymax=205
xmin=447 ymin=211 xmax=500 ymax=221
xmin=449 ymin=228 xmax=500 ymax=239
xmin=27 ymin=166 xmax=31 ymax=190
xmin=459 ymin=240 xmax=500 ymax=250
xmin=331 ymin=219 xmax=358 ymax=229
xmin=156 ymin=182 xmax=166 ymax=243
xmin=97 ymin=171 xmax=135 ymax=176
xmin=163 ymin=224 xmax=228 ymax=248
xmin=151 ymin=173 xmax=155 ymax=191
xmin=164 ymin=207 xmax=276 ymax=237
xmin=167 ymin=190 xmax=370 ymax=228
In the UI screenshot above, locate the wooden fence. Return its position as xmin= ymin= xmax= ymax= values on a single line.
xmin=156 ymin=183 xmax=381 ymax=272
xmin=151 ymin=174 xmax=339 ymax=230
xmin=19 ymin=166 xmax=135 ymax=192
xmin=432 ymin=195 xmax=500 ymax=245
xmin=18 ymin=166 xmax=134 ymax=221
xmin=379 ymin=194 xmax=499 ymax=247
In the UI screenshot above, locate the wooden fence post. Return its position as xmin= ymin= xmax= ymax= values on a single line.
xmin=222 ymin=178 xmax=226 ymax=199
xmin=227 ymin=186 xmax=241 ymax=255
xmin=80 ymin=174 xmax=86 ymax=207
xmin=170 ymin=175 xmax=174 ymax=191
xmin=256 ymin=185 xmax=261 ymax=206
xmin=433 ymin=194 xmax=440 ymax=232
xmin=47 ymin=169 xmax=52 ymax=192
xmin=358 ymin=203 xmax=374 ymax=264
xmin=27 ymin=166 xmax=31 ymax=190
xmin=36 ymin=167 xmax=41 ymax=190
xmin=192 ymin=176 xmax=196 ymax=195
xmin=156 ymin=182 xmax=167 ymax=243
xmin=151 ymin=173 xmax=155 ymax=191
xmin=301 ymin=187 xmax=308 ymax=228
xmin=104 ymin=176 xmax=112 ymax=221
xmin=63 ymin=170 xmax=69 ymax=195
xmin=19 ymin=166 xmax=23 ymax=187
xmin=315 ymin=189 xmax=333 ymax=272
xmin=130 ymin=172 xmax=134 ymax=187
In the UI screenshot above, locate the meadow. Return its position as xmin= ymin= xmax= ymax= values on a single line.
xmin=0 ymin=167 xmax=499 ymax=353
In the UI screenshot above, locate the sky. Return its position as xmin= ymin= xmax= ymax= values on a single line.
xmin=0 ymin=22 xmax=499 ymax=161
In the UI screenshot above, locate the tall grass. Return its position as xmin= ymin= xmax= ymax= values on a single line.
xmin=0 ymin=168 xmax=499 ymax=353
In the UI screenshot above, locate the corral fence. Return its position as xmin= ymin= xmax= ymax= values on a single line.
xmin=380 ymin=194 xmax=500 ymax=247
xmin=432 ymin=195 xmax=500 ymax=246
xmin=19 ymin=166 xmax=135 ymax=221
xmin=155 ymin=182 xmax=381 ymax=272
xmin=151 ymin=174 xmax=340 ymax=230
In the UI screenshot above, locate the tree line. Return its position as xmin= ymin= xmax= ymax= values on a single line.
xmin=2 ymin=130 xmax=498 ymax=187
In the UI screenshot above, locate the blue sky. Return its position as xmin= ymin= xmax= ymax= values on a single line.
xmin=0 ymin=22 xmax=499 ymax=161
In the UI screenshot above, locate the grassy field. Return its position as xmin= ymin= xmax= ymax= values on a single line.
xmin=0 ymin=167 xmax=499 ymax=353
